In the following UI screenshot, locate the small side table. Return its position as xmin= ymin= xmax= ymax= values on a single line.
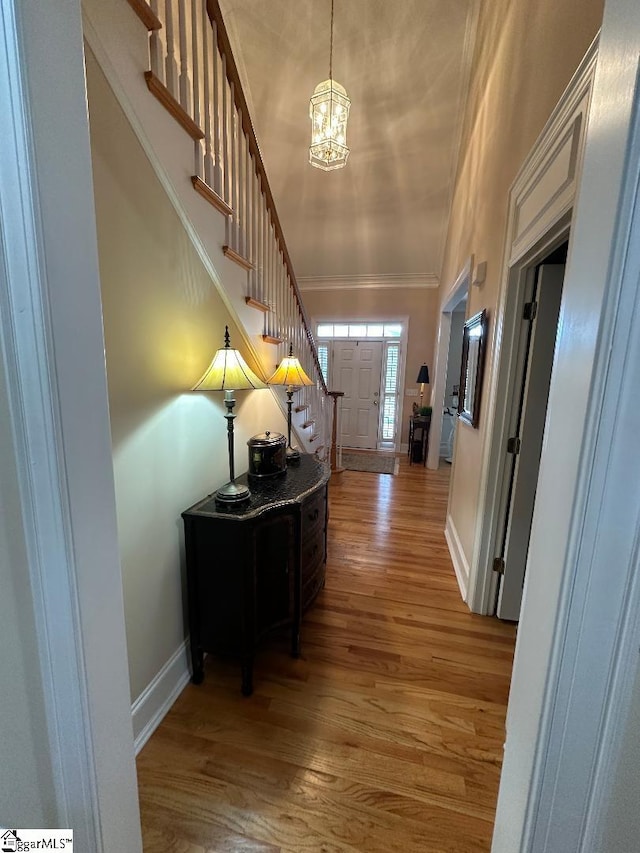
xmin=408 ymin=416 xmax=430 ymax=466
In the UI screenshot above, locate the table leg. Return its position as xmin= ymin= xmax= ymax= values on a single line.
xmin=241 ymin=657 xmax=253 ymax=696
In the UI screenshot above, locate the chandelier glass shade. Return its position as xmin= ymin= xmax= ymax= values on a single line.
xmin=309 ymin=78 xmax=351 ymax=171
xmin=309 ymin=0 xmax=350 ymax=171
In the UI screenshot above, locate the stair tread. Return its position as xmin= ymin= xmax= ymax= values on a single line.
xmin=223 ymin=245 xmax=254 ymax=271
xmin=191 ymin=176 xmax=232 ymax=217
xmin=127 ymin=0 xmax=162 ymax=30
xmin=144 ymin=72 xmax=204 ymax=141
xmin=245 ymin=296 xmax=270 ymax=313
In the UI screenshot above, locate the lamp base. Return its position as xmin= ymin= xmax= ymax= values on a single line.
xmin=215 ymin=480 xmax=251 ymax=505
xmin=286 ymin=445 xmax=301 ymax=463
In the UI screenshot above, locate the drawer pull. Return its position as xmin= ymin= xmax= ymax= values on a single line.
xmin=308 ymin=508 xmax=320 ymax=522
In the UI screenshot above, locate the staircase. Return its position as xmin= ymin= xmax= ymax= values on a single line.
xmin=84 ymin=0 xmax=332 ymax=458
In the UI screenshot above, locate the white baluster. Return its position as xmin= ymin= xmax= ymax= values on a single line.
xmin=265 ymin=206 xmax=270 ymax=320
xmin=286 ymin=276 xmax=293 ymax=352
xmin=244 ymin=140 xmax=250 ymax=284
xmin=231 ymin=109 xmax=238 ymax=251
xmin=222 ymin=57 xmax=230 ymax=208
xmin=277 ymin=254 xmax=283 ymax=356
xmin=201 ymin=2 xmax=213 ymax=186
xmin=251 ymin=168 xmax=258 ymax=298
xmin=256 ymin=181 xmax=261 ymax=303
xmin=191 ymin=0 xmax=203 ymax=175
xmin=270 ymin=220 xmax=276 ymax=338
xmin=270 ymin=221 xmax=276 ymax=336
xmin=244 ymin=135 xmax=251 ymax=264
xmin=211 ymin=22 xmax=222 ymax=194
xmin=249 ymin=170 xmax=256 ymax=298
xmin=280 ymin=255 xmax=286 ymax=350
xmin=238 ymin=127 xmax=245 ymax=258
xmin=177 ymin=0 xmax=192 ymax=115
xmin=149 ymin=0 xmax=164 ymax=80
xmin=261 ymin=191 xmax=267 ymax=309
xmin=164 ymin=0 xmax=178 ymax=97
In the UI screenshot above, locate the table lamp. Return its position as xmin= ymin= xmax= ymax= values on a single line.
xmin=416 ymin=364 xmax=430 ymax=409
xmin=267 ymin=344 xmax=314 ymax=461
xmin=192 ymin=326 xmax=267 ymax=504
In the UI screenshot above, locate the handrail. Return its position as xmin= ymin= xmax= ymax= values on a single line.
xmin=206 ymin=0 xmax=327 ymax=394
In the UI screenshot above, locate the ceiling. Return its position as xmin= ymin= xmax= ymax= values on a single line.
xmin=220 ymin=0 xmax=476 ymax=288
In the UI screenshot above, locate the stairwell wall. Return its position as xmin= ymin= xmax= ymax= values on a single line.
xmin=86 ymin=52 xmax=286 ymax=709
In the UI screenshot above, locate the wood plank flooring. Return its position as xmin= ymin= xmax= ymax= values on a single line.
xmin=137 ymin=458 xmax=516 ymax=852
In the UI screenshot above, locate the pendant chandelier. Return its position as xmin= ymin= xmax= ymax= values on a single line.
xmin=309 ymin=0 xmax=351 ymax=171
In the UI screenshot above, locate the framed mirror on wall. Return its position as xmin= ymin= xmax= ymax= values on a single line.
xmin=458 ymin=309 xmax=488 ymax=428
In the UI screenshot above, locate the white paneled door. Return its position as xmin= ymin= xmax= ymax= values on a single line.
xmin=331 ymin=341 xmax=383 ymax=449
xmin=496 ymin=264 xmax=565 ymax=620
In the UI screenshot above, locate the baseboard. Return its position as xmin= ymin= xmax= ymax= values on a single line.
xmin=131 ymin=639 xmax=191 ymax=754
xmin=444 ymin=514 xmax=470 ymax=602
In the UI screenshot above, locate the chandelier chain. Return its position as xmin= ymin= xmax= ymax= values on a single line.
xmin=329 ymin=0 xmax=334 ymax=81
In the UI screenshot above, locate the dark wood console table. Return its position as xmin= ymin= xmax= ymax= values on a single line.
xmin=408 ymin=415 xmax=431 ymax=466
xmin=182 ymin=454 xmax=330 ymax=695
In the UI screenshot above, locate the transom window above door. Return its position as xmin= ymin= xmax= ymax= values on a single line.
xmin=316 ymin=322 xmax=402 ymax=338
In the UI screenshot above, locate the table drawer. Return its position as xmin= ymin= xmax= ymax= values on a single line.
xmin=301 ymin=525 xmax=325 ymax=575
xmin=302 ymin=562 xmax=325 ymax=611
xmin=301 ymin=487 xmax=326 ymax=537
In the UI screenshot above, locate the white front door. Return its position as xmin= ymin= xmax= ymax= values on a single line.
xmin=331 ymin=340 xmax=383 ymax=449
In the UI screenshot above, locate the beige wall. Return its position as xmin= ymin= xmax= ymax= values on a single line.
xmin=301 ymin=287 xmax=440 ymax=443
xmin=440 ymin=0 xmax=604 ymax=561
xmin=86 ymin=54 xmax=286 ymax=702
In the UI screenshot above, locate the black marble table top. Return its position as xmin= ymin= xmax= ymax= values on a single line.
xmin=182 ymin=453 xmax=330 ymax=521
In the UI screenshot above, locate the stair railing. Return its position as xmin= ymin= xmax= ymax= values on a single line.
xmin=131 ymin=0 xmax=333 ymax=456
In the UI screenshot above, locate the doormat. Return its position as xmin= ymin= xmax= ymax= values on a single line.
xmin=340 ymin=452 xmax=399 ymax=475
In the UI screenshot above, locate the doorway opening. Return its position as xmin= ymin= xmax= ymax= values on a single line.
xmin=427 ymin=259 xmax=472 ymax=472
xmin=315 ymin=320 xmax=407 ymax=450
xmin=492 ymin=241 xmax=568 ymax=620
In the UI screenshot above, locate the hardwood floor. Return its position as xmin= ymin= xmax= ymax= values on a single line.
xmin=137 ymin=458 xmax=516 ymax=852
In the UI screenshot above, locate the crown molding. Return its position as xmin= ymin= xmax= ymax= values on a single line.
xmin=297 ymin=273 xmax=440 ymax=291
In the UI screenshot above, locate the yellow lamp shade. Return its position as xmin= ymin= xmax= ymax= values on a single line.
xmin=267 ymin=346 xmax=314 ymax=388
xmin=192 ymin=327 xmax=266 ymax=392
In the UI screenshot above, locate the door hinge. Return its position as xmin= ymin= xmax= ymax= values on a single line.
xmin=523 ymin=301 xmax=538 ymax=321
xmin=507 ymin=436 xmax=521 ymax=455
xmin=493 ymin=557 xmax=505 ymax=575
